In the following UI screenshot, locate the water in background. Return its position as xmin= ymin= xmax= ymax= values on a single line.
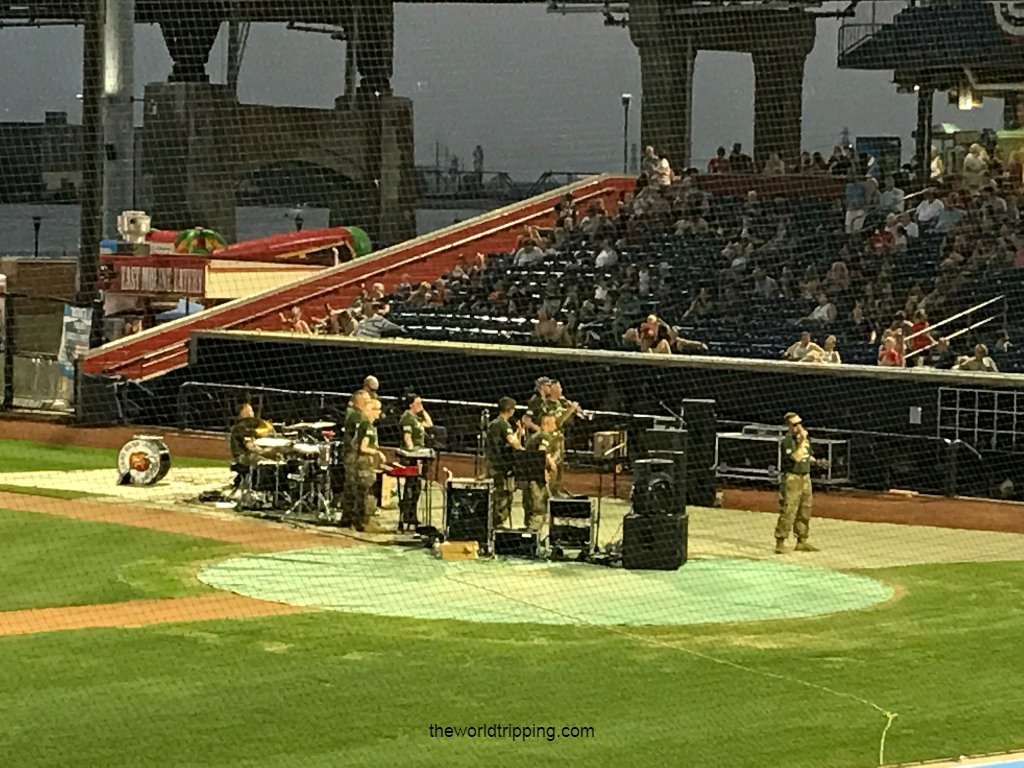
xmin=0 ymin=205 xmax=491 ymax=257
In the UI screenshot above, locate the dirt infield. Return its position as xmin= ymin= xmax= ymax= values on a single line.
xmin=0 ymin=594 xmax=308 ymax=637
xmin=0 ymin=491 xmax=356 ymax=551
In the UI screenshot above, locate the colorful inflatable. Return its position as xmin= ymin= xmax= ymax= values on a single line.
xmin=174 ymin=228 xmax=229 ymax=256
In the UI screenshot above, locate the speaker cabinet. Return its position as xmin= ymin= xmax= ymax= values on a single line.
xmin=494 ymin=528 xmax=540 ymax=558
xmin=681 ymin=400 xmax=717 ymax=507
xmin=445 ymin=483 xmax=492 ymax=550
xmin=622 ymin=513 xmax=688 ymax=570
xmin=631 ymin=458 xmax=677 ymax=516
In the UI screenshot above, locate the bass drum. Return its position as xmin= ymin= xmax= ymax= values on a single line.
xmin=117 ymin=436 xmax=172 ymax=486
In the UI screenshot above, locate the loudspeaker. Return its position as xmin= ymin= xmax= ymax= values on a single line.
xmin=631 ymin=458 xmax=676 ymax=516
xmin=622 ymin=512 xmax=688 ymax=570
xmin=644 ymin=427 xmax=686 ymax=454
xmin=681 ymin=400 xmax=717 ymax=507
xmin=494 ymin=528 xmax=540 ymax=558
xmin=445 ymin=484 xmax=492 ymax=550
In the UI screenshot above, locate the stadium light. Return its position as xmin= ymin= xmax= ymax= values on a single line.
xmin=622 ymin=93 xmax=632 ymax=174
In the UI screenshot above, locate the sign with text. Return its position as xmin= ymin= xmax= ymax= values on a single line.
xmin=58 ymin=304 xmax=93 ymax=379
xmin=100 ymin=256 xmax=207 ymax=297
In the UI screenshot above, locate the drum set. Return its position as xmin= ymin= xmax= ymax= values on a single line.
xmin=236 ymin=422 xmax=345 ymax=520
xmin=235 ymin=422 xmax=436 ymax=527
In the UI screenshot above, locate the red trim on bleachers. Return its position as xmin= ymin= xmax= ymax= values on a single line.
xmin=82 ymin=175 xmax=633 ymax=380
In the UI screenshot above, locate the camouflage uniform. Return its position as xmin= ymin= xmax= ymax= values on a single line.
xmin=523 ymin=430 xmax=553 ymax=531
xmin=775 ymin=433 xmax=813 ymax=542
xmin=485 ymin=415 xmax=516 ymax=528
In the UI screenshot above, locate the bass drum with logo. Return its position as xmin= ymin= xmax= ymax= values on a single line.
xmin=117 ymin=436 xmax=172 ymax=486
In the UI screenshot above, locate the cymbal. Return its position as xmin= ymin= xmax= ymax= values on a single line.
xmin=288 ymin=421 xmax=335 ymax=430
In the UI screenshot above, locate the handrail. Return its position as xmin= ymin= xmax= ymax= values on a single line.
xmin=905 ymin=295 xmax=1004 ymax=343
xmin=905 ymin=316 xmax=996 ymax=360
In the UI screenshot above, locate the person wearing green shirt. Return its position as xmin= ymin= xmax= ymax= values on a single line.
xmin=397 ymin=394 xmax=433 ymax=526
xmin=775 ymin=412 xmax=825 ymax=553
xmin=522 ymin=377 xmax=556 ymax=433
xmin=546 ymin=380 xmax=579 ymax=498
xmin=485 ymin=397 xmax=523 ymax=527
xmin=523 ymin=413 xmax=558 ymax=531
xmin=341 ymin=396 xmax=387 ymax=532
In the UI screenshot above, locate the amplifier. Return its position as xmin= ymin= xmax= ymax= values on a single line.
xmin=493 ymin=528 xmax=540 ymax=558
xmin=549 ymin=497 xmax=593 ymax=519
xmin=622 ymin=512 xmax=688 ymax=570
xmin=445 ymin=483 xmax=492 ymax=551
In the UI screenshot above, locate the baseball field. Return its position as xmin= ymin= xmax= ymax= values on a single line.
xmin=0 ymin=432 xmax=1022 ymax=768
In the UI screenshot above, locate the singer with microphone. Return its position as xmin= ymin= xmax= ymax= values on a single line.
xmin=775 ymin=412 xmax=826 ymax=554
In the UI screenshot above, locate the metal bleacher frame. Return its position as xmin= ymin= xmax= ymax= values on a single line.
xmin=714 ymin=423 xmax=851 ymax=486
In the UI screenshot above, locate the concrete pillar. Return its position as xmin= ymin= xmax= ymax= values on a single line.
xmin=629 ymin=0 xmax=695 ymax=171
xmin=355 ymin=0 xmax=394 ymax=96
xmin=160 ymin=7 xmax=222 ymax=83
xmin=140 ymin=82 xmax=236 ymax=242
xmin=915 ymin=88 xmax=933 ymax=184
xmin=751 ymin=14 xmax=815 ymax=172
xmin=79 ymin=0 xmax=104 ymax=337
xmin=102 ymin=0 xmax=135 ymax=238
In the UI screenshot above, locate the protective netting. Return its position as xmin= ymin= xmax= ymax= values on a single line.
xmin=2 ymin=3 xmax=1024 ymax=768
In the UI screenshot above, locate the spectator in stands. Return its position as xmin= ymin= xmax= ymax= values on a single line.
xmin=778 ymin=265 xmax=795 ymax=299
xmin=580 ymin=202 xmax=607 ymax=236
xmin=962 ymin=143 xmax=988 ymax=191
xmin=905 ymin=308 xmax=937 ymax=363
xmin=554 ymin=193 xmax=577 ymax=229
xmin=729 ymin=143 xmax=754 ymax=174
xmin=708 ymin=147 xmax=729 ymax=174
xmin=407 ymin=282 xmax=431 ymax=307
xmin=809 ymin=152 xmax=829 ymax=174
xmin=829 ymin=146 xmax=852 ymax=177
xmin=533 ymin=306 xmax=570 ymax=347
xmin=898 ymin=211 xmax=919 ymax=239
xmin=513 ymin=239 xmax=545 ymax=267
xmin=595 ymin=238 xmax=619 ymax=269
xmin=801 ymin=294 xmax=837 ymax=325
xmin=955 ymin=343 xmax=999 ymax=372
xmin=879 ymin=176 xmax=905 ymax=214
xmin=752 ymin=267 xmax=779 ymax=300
xmin=877 ymin=332 xmax=904 ymax=367
xmin=641 ymin=146 xmax=660 ymax=180
xmin=676 ymin=209 xmax=710 ymax=235
xmin=799 ymin=265 xmax=821 ymax=300
xmin=915 ymin=188 xmax=944 ymax=229
xmin=801 ymin=334 xmax=840 ymax=365
xmin=823 ymin=260 xmax=850 ymax=295
xmin=354 ymin=302 xmax=404 ymax=338
xmin=764 ymin=151 xmax=786 ymax=176
xmin=683 ymin=287 xmax=712 ymax=319
xmin=280 ymin=306 xmax=311 ymax=334
xmin=980 ymin=186 xmax=1008 ymax=218
xmin=930 ymin=146 xmax=944 ymax=180
xmin=650 ymin=155 xmax=675 ymax=188
xmin=844 ymin=173 xmax=868 ymax=233
xmin=784 ymin=331 xmax=823 ymax=361
xmin=933 ymin=193 xmax=967 ymax=233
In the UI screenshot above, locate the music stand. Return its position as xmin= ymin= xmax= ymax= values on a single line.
xmin=512 ymin=450 xmax=547 ymax=485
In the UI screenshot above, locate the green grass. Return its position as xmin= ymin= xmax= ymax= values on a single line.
xmin=0 ymin=558 xmax=1022 ymax=768
xmin=0 ymin=508 xmax=240 ymax=610
xmin=0 ymin=438 xmax=223 ymax=474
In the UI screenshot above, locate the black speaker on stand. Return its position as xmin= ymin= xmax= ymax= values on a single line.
xmin=643 ymin=427 xmax=687 ymax=512
xmin=444 ymin=481 xmax=493 ymax=553
xmin=681 ymin=399 xmax=717 ymax=507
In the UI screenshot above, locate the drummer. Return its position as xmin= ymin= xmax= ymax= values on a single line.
xmin=359 ymin=375 xmax=381 ymax=402
xmin=229 ymin=402 xmax=272 ymax=466
xmin=397 ymin=393 xmax=433 ymax=527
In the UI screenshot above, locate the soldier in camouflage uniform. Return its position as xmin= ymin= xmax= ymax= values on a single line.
xmin=336 ymin=390 xmax=369 ymax=526
xmin=485 ymin=397 xmax=524 ymax=527
xmin=341 ymin=395 xmax=387 ymax=532
xmin=523 ymin=413 xmax=558 ymax=531
xmin=775 ymin=412 xmax=825 ymax=553
xmin=546 ymin=380 xmax=580 ymax=498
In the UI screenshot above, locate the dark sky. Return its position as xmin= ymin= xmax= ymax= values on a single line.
xmin=0 ymin=2 xmax=1002 ymax=179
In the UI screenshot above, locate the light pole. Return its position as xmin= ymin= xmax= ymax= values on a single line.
xmin=621 ymin=93 xmax=632 ymax=174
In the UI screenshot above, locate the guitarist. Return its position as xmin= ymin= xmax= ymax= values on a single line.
xmin=523 ymin=413 xmax=558 ymax=532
